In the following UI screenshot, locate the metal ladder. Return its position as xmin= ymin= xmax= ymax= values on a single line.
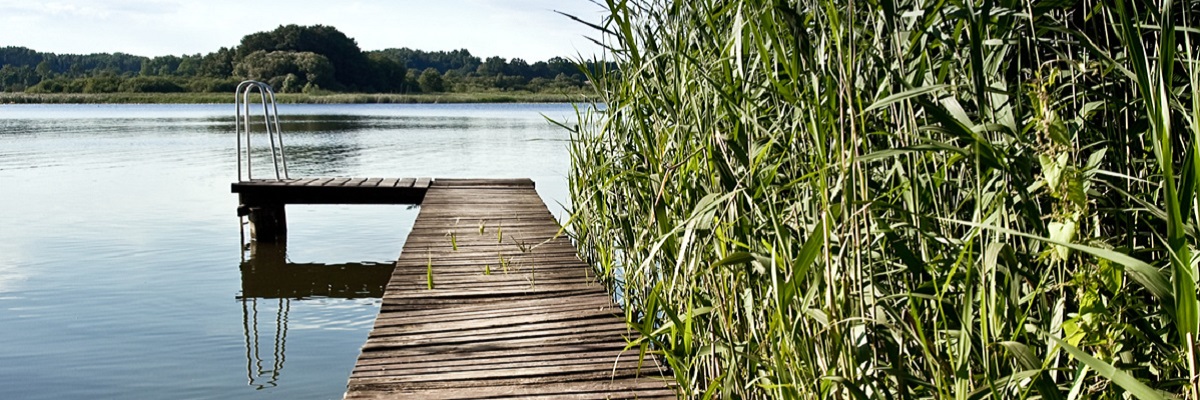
xmin=235 ymin=80 xmax=289 ymax=181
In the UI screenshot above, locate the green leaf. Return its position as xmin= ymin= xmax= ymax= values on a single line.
xmin=819 ymin=376 xmax=870 ymax=400
xmin=1061 ymin=318 xmax=1084 ymax=347
xmin=997 ymin=341 xmax=1037 ymax=368
xmin=1048 ymin=217 xmax=1078 ymax=260
xmin=1046 ymin=334 xmax=1166 ymax=400
xmin=1040 ymin=154 xmax=1063 ymax=192
xmin=863 ymin=84 xmax=951 ymax=112
xmin=780 ymin=207 xmax=835 ymax=307
xmin=712 ymin=252 xmax=755 ymax=268
xmin=940 ymin=218 xmax=1172 ymax=301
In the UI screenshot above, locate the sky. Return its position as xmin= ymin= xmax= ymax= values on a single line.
xmin=0 ymin=0 xmax=609 ymax=61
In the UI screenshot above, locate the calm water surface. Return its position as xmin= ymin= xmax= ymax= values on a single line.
xmin=0 ymin=103 xmax=581 ymax=399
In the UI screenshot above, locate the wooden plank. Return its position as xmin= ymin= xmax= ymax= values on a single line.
xmin=325 ymin=177 xmax=353 ymax=186
xmin=348 ymin=382 xmax=674 ymax=400
xmin=346 ymin=380 xmax=675 ymax=400
xmin=431 ymin=178 xmax=535 ymax=187
xmin=287 ymin=178 xmax=319 ymax=186
xmin=363 ymin=177 xmax=384 ymax=188
xmin=396 ymin=178 xmax=416 ymax=188
xmin=341 ymin=177 xmax=369 ymax=187
xmin=378 ymin=178 xmax=401 ymax=188
xmin=305 ymin=177 xmax=336 ymax=186
xmin=354 ymin=345 xmax=635 ymax=369
xmin=344 ymin=183 xmax=672 ymax=399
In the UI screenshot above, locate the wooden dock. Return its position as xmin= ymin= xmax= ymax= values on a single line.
xmin=232 ymin=177 xmax=432 ymax=240
xmin=231 ymin=177 xmax=675 ymax=399
xmin=232 ymin=177 xmax=432 ymax=205
xmin=343 ymin=179 xmax=675 ymax=399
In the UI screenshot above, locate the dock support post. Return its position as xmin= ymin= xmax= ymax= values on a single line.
xmin=243 ymin=204 xmax=287 ymax=242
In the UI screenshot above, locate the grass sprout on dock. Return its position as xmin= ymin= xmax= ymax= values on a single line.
xmin=498 ymin=253 xmax=510 ymax=274
xmin=512 ymin=237 xmax=531 ymax=253
xmin=425 ymin=250 xmax=434 ymax=290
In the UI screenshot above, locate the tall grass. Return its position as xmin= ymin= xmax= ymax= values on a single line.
xmin=568 ymin=0 xmax=1200 ymax=398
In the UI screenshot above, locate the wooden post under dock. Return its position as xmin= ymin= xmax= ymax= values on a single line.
xmin=232 ymin=178 xmax=676 ymax=399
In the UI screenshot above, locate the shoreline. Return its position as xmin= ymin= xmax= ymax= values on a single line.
xmin=0 ymin=91 xmax=598 ymax=105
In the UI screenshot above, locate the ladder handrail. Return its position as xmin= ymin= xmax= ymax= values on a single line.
xmin=235 ymin=81 xmax=289 ymax=181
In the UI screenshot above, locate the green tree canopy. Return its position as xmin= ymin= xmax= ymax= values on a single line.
xmin=365 ymin=52 xmax=406 ymax=93
xmin=235 ymin=24 xmax=369 ymax=90
xmin=233 ymin=50 xmax=335 ymax=93
xmin=417 ymin=68 xmax=443 ymax=93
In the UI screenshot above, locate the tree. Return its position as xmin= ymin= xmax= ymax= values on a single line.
xmin=198 ymin=48 xmax=233 ymax=78
xmin=233 ymin=50 xmax=335 ymax=92
xmin=0 ymin=65 xmax=37 ymax=91
xmin=35 ymin=60 xmax=53 ymax=79
xmin=0 ymin=47 xmax=42 ymax=67
xmin=476 ymin=56 xmax=507 ymax=76
xmin=507 ymin=58 xmax=530 ymax=78
xmin=235 ymin=24 xmax=370 ymax=90
xmin=418 ymin=68 xmax=443 ymax=92
xmin=140 ymin=55 xmax=182 ymax=76
xmin=366 ymin=52 xmax=406 ymax=93
xmin=175 ymin=54 xmax=200 ymax=76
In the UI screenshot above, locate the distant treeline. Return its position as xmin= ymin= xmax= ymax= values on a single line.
xmin=0 ymin=24 xmax=607 ymax=95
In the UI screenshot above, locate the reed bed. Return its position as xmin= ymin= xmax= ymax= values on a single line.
xmin=568 ymin=0 xmax=1200 ymax=398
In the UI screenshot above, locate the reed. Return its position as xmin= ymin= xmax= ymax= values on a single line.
xmin=568 ymin=0 xmax=1200 ymax=398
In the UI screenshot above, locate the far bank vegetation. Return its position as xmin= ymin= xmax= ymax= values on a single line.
xmin=0 ymin=24 xmax=602 ymax=97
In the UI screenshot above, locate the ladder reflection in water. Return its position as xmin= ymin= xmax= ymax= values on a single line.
xmin=237 ymin=241 xmax=392 ymax=390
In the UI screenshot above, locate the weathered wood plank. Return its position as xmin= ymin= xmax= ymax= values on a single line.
xmin=304 ymin=177 xmax=336 ymax=186
xmin=431 ymin=178 xmax=535 ymax=187
xmin=326 ymin=177 xmax=353 ymax=186
xmin=345 ymin=380 xmax=674 ymax=400
xmin=377 ymin=178 xmax=400 ymax=188
xmin=340 ymin=177 xmax=368 ymax=187
xmin=354 ymin=346 xmax=637 ymax=369
xmin=288 ymin=178 xmax=319 ymax=186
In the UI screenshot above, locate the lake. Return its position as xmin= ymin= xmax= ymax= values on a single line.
xmin=0 ymin=103 xmax=584 ymax=399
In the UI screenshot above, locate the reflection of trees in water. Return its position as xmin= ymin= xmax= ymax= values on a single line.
xmin=263 ymin=144 xmax=360 ymax=177
xmin=207 ymin=114 xmax=536 ymax=134
xmin=221 ymin=115 xmax=377 ymax=134
xmin=237 ymin=241 xmax=393 ymax=390
xmin=0 ymin=119 xmax=38 ymax=135
xmin=238 ymin=143 xmax=361 ymax=179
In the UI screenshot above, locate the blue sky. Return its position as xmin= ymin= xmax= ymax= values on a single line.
xmin=0 ymin=0 xmax=608 ymax=61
